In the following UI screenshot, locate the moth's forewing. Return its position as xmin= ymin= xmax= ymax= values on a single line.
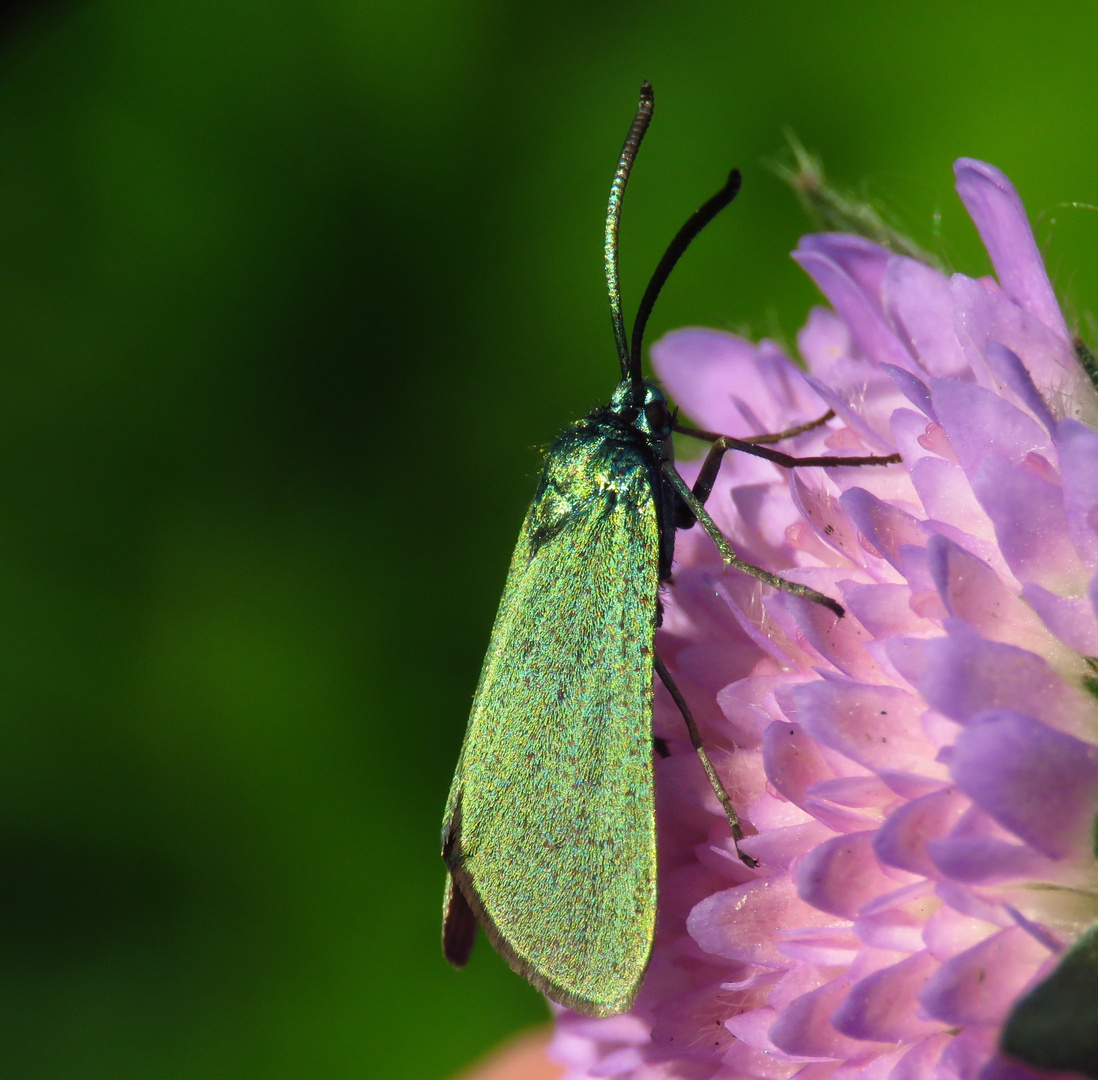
xmin=442 ymin=422 xmax=661 ymax=1017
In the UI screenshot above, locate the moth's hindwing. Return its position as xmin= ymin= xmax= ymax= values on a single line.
xmin=443 ymin=428 xmax=661 ymax=1016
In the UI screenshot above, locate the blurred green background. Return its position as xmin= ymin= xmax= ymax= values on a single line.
xmin=2 ymin=1 xmax=1098 ymax=1077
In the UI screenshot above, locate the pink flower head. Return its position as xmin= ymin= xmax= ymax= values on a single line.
xmin=549 ymin=160 xmax=1098 ymax=1079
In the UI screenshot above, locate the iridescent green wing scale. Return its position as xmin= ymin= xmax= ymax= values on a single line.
xmin=442 ymin=430 xmax=660 ymax=1017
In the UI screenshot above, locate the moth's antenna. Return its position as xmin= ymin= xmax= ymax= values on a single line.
xmin=606 ymin=81 xmax=655 ymax=383
xmin=630 ymin=169 xmax=741 ymax=374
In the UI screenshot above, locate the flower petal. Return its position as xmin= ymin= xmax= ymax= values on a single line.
xmin=984 ymin=341 xmax=1056 ymax=433
xmin=689 ymin=874 xmax=839 ymax=967
xmin=930 ymin=376 xmax=1051 ymax=478
xmin=793 ymin=237 xmax=916 ymax=373
xmin=1020 ymin=583 xmax=1098 ymax=655
xmin=954 ymin=158 xmax=1068 ymax=340
xmin=873 ymin=788 xmax=969 ymax=877
xmin=831 ymin=950 xmax=945 ymax=1042
xmin=908 ymin=622 xmax=1092 ymax=736
xmin=926 ymin=534 xmax=1052 ymax=652
xmin=840 ymin=487 xmax=926 ymax=568
xmin=883 ymin=256 xmax=969 ymax=378
xmin=918 ymin=926 xmax=1051 ymax=1026
xmin=796 ymin=832 xmax=916 ymax=918
xmin=1055 ymin=418 xmax=1098 ymax=571
xmin=970 ymin=455 xmax=1087 ymax=593
xmin=791 ymin=678 xmax=941 ymax=776
xmin=768 ymin=975 xmax=881 ymax=1058
xmin=951 ymin=273 xmax=1080 ymax=411
xmin=651 ymin=327 xmax=823 ymax=435
xmin=949 ymin=711 xmax=1098 ymax=858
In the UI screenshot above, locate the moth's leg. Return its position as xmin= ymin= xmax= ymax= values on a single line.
xmin=737 ymin=408 xmax=835 ymax=445
xmin=441 ymin=813 xmax=477 ymax=967
xmin=670 ymin=410 xmax=835 ymax=506
xmin=654 ymin=653 xmax=757 ymax=868
xmin=662 ymin=460 xmax=845 ymax=617
xmin=442 ymin=872 xmax=477 ymax=967
xmin=677 ymin=422 xmax=901 ymax=510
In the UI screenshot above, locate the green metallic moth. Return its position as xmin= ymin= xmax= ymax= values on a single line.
xmin=441 ymin=82 xmax=900 ymax=1017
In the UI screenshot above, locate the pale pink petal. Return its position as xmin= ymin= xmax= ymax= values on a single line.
xmin=873 ymin=788 xmax=970 ymax=877
xmin=1055 ymin=417 xmax=1098 ymax=570
xmin=970 ymin=455 xmax=1088 ymax=592
xmin=951 ymin=273 xmax=1080 ymax=409
xmin=1021 ymin=583 xmax=1098 ymax=654
xmin=831 ymin=950 xmax=945 ymax=1042
xmin=918 ymin=926 xmax=1051 ymax=1025
xmin=929 ymin=377 xmax=1051 ymax=478
xmin=796 ymin=832 xmax=916 ymax=918
xmin=791 ymin=679 xmax=939 ymax=775
xmin=954 ymin=158 xmax=1068 ymax=339
xmin=924 ymin=534 xmax=1039 ymax=644
xmin=793 ymin=238 xmax=916 ymax=373
xmin=768 ymin=976 xmax=879 ymax=1058
xmin=883 ymin=256 xmax=970 ymax=378
xmin=839 ymin=487 xmax=925 ymax=568
xmin=949 ymin=711 xmax=1098 ymax=858
xmin=798 ymin=305 xmax=856 ymax=375
xmin=882 ymin=362 xmax=937 ymax=420
xmin=983 ymin=341 xmax=1056 ymax=432
xmin=910 ymin=622 xmax=1090 ymax=734
xmin=688 ymin=874 xmax=841 ymax=967
xmin=651 ymin=327 xmax=823 ymax=435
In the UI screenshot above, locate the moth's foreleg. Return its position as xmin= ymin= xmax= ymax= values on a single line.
xmin=673 ymin=408 xmax=835 ymax=452
xmin=672 ymin=410 xmax=855 ymax=526
xmin=674 ymin=413 xmax=901 ymax=483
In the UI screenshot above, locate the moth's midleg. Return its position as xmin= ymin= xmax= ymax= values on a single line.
xmin=663 ymin=418 xmax=901 ymax=618
xmin=661 ymin=460 xmax=845 ymax=617
xmin=653 ymin=654 xmax=757 ymax=868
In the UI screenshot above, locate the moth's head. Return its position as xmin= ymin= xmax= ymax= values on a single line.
xmin=609 ymin=380 xmax=672 ymax=441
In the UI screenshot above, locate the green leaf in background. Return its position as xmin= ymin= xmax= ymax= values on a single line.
xmin=1001 ymin=922 xmax=1098 ymax=1077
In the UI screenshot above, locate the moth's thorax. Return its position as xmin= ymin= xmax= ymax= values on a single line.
xmin=543 ymin=381 xmax=669 ymax=502
xmin=537 ymin=419 xmax=653 ymax=506
xmin=525 ymin=384 xmax=669 ymax=553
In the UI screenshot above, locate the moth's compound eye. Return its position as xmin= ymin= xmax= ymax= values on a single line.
xmin=644 ymin=400 xmax=670 ymax=434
